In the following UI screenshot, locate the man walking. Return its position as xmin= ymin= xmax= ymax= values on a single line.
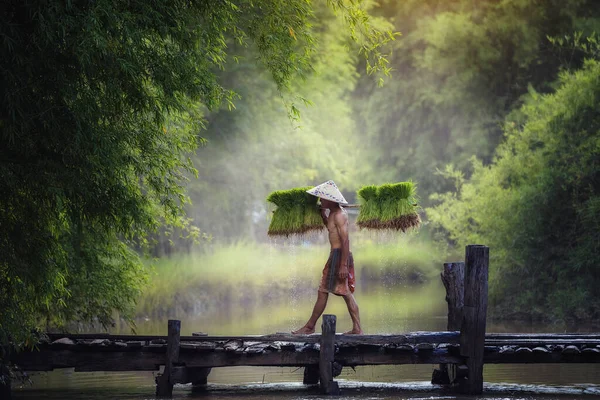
xmin=292 ymin=181 xmax=363 ymax=335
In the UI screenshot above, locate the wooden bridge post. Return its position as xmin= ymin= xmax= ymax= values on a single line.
xmin=156 ymin=319 xmax=181 ymax=398
xmin=0 ymin=363 xmax=10 ymax=400
xmin=459 ymin=245 xmax=489 ymax=395
xmin=190 ymin=331 xmax=211 ymax=390
xmin=303 ymin=365 xmax=320 ymax=385
xmin=319 ymin=314 xmax=340 ymax=395
xmin=432 ymin=262 xmax=464 ymax=384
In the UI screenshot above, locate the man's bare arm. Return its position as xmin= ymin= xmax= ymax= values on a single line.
xmin=334 ymin=211 xmax=350 ymax=279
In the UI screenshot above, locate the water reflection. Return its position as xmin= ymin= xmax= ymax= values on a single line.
xmin=14 ymin=378 xmax=600 ymax=400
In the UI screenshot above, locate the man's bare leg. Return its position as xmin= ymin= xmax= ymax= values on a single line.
xmin=292 ymin=291 xmax=329 ymax=334
xmin=342 ymin=294 xmax=363 ymax=334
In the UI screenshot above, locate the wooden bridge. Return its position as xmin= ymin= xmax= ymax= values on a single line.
xmin=7 ymin=245 xmax=600 ymax=398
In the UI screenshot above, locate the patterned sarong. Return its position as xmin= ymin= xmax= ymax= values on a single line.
xmin=318 ymin=249 xmax=355 ymax=296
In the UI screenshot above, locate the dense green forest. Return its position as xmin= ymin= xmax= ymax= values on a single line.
xmin=0 ymin=0 xmax=392 ymax=344
xmin=1 ymin=0 xmax=599 ymax=348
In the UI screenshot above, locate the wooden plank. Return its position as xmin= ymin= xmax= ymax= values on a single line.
xmin=172 ymin=348 xmax=465 ymax=368
xmin=43 ymin=332 xmax=461 ymax=344
xmin=13 ymin=343 xmax=600 ymax=373
xmin=338 ymin=348 xmax=462 ymax=365
xmin=156 ymin=319 xmax=180 ymax=398
xmin=486 ymin=333 xmax=600 ymax=339
xmin=336 ymin=332 xmax=459 ymax=345
xmin=459 ymin=245 xmax=488 ymax=395
xmin=485 ymin=339 xmax=600 ymax=346
xmin=38 ymin=334 xmax=600 ymax=352
xmin=189 ymin=332 xmax=459 ymax=345
xmin=12 ymin=349 xmax=164 ymax=371
xmin=43 ymin=331 xmax=600 ymax=345
xmin=484 ymin=351 xmax=600 ymax=363
xmin=319 ymin=315 xmax=340 ymax=395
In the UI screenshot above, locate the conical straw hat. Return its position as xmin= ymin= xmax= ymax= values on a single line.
xmin=306 ymin=180 xmax=348 ymax=205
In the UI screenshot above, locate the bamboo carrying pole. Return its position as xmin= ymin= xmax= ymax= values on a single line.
xmin=340 ymin=204 xmax=417 ymax=208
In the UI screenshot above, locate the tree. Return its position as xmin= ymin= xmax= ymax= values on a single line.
xmin=0 ymin=0 xmax=393 ymax=344
xmin=182 ymin=4 xmax=388 ymax=242
xmin=353 ymin=0 xmax=598 ymax=202
xmin=428 ymin=58 xmax=600 ymax=322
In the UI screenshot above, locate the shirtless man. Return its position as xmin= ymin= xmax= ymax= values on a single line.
xmin=292 ymin=181 xmax=363 ymax=335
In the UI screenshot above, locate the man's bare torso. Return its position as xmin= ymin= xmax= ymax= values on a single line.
xmin=326 ymin=208 xmax=347 ymax=249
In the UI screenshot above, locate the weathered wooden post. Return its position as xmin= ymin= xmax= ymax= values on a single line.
xmin=319 ymin=314 xmax=340 ymax=395
xmin=188 ymin=367 xmax=211 ymax=392
xmin=0 ymin=363 xmax=10 ymax=400
xmin=303 ymin=365 xmax=320 ymax=385
xmin=156 ymin=319 xmax=181 ymax=398
xmin=190 ymin=332 xmax=211 ymax=391
xmin=459 ymin=245 xmax=489 ymax=395
xmin=432 ymin=262 xmax=464 ymax=384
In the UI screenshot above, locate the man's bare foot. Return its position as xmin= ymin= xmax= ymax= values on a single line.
xmin=292 ymin=325 xmax=315 ymax=335
xmin=343 ymin=329 xmax=363 ymax=335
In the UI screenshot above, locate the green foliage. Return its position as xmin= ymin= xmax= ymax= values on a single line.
xmin=428 ymin=59 xmax=600 ymax=322
xmin=266 ymin=187 xmax=322 ymax=236
xmin=355 ymin=0 xmax=600 ymax=203
xmin=184 ymin=3 xmax=387 ymax=241
xmin=0 ymin=0 xmax=394 ymax=344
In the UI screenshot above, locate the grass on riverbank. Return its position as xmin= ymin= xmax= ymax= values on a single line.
xmin=136 ymin=235 xmax=444 ymax=318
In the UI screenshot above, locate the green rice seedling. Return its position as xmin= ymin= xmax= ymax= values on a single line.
xmin=378 ymin=183 xmax=402 ymax=223
xmin=267 ymin=187 xmax=323 ymax=236
xmin=267 ymin=189 xmax=302 ymax=236
xmin=356 ymin=185 xmax=381 ymax=229
xmin=375 ymin=182 xmax=421 ymax=232
xmin=303 ymin=191 xmax=323 ymax=233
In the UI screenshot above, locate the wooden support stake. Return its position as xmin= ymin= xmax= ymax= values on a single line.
xmin=459 ymin=245 xmax=488 ymax=395
xmin=303 ymin=365 xmax=320 ymax=384
xmin=432 ymin=262 xmax=464 ymax=384
xmin=156 ymin=320 xmax=181 ymax=398
xmin=319 ymin=315 xmax=340 ymax=395
xmin=0 ymin=363 xmax=11 ymax=400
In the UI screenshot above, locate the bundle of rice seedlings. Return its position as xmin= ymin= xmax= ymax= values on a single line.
xmin=377 ymin=182 xmax=421 ymax=232
xmin=356 ymin=185 xmax=381 ymax=229
xmin=303 ymin=191 xmax=324 ymax=233
xmin=267 ymin=187 xmax=324 ymax=236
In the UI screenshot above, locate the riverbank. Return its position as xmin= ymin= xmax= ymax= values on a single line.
xmin=136 ymin=236 xmax=444 ymax=320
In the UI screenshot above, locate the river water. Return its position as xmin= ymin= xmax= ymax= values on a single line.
xmin=14 ymin=277 xmax=600 ymax=399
